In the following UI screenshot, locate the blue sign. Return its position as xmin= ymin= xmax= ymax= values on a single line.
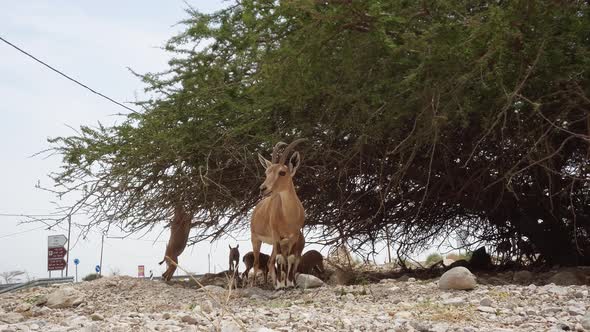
xmin=95 ymin=265 xmax=101 ymax=273
xmin=73 ymin=258 xmax=80 ymax=265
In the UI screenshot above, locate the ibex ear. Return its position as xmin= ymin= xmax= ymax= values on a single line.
xmin=288 ymin=151 xmax=301 ymax=176
xmin=258 ymin=153 xmax=271 ymax=169
xmin=229 ymin=244 xmax=232 ymax=250
xmin=236 ymin=244 xmax=239 ymax=249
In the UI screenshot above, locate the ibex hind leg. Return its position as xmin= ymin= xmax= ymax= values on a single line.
xmin=275 ymin=254 xmax=286 ymax=289
xmin=286 ymin=254 xmax=296 ymax=288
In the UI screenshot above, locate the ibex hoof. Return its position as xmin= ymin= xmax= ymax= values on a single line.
xmin=276 ymin=254 xmax=286 ymax=265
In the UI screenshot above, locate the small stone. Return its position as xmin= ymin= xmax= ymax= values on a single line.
xmin=574 ymin=290 xmax=588 ymax=298
xmin=438 ymin=267 xmax=477 ymax=290
xmin=0 ymin=312 xmax=24 ymax=324
xmin=410 ymin=320 xmax=430 ymax=332
xmin=90 ymin=313 xmax=104 ymax=321
xmin=181 ymin=315 xmax=198 ymax=325
xmin=477 ymin=306 xmax=496 ymax=314
xmin=220 ymin=320 xmax=241 ymax=332
xmin=394 ymin=311 xmax=412 ymax=319
xmin=574 ymin=323 xmax=584 ymax=331
xmin=568 ymin=306 xmax=585 ymax=316
xmin=407 ymin=278 xmax=416 ymax=282
xmin=163 ymin=313 xmax=172 ymax=319
xmin=581 ymin=313 xmax=590 ymax=330
xmin=442 ymin=298 xmax=465 ymax=306
xmin=45 ymin=287 xmax=85 ymax=309
xmin=479 ymin=298 xmax=493 ymax=307
xmin=198 ymin=285 xmax=226 ymax=293
xmin=15 ymin=303 xmax=32 ymax=312
xmin=543 ymin=284 xmax=568 ymax=296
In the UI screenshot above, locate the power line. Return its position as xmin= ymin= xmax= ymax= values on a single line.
xmin=0 ymin=225 xmax=48 ymax=239
xmin=0 ymin=35 xmax=138 ymax=114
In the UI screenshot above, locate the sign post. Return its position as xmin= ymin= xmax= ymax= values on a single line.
xmin=73 ymin=258 xmax=80 ymax=282
xmin=138 ymin=265 xmax=145 ymax=278
xmin=48 ymin=235 xmax=68 ymax=276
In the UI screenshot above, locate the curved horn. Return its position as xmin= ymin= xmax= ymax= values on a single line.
xmin=271 ymin=141 xmax=288 ymax=163
xmin=279 ymin=138 xmax=307 ymax=164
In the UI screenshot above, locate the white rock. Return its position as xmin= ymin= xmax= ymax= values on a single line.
xmin=394 ymin=311 xmax=412 ymax=319
xmin=438 ymin=267 xmax=477 ymax=290
xmin=0 ymin=312 xmax=24 ymax=324
xmin=45 ymin=287 xmax=84 ymax=309
xmin=15 ymin=303 xmax=32 ymax=312
xmin=442 ymin=297 xmax=465 ymax=306
xmin=296 ymin=273 xmax=325 ymax=289
xmin=479 ymin=298 xmax=493 ymax=307
xmin=90 ymin=313 xmax=104 ymax=321
xmin=477 ymin=306 xmax=496 ymax=314
xmin=198 ymin=285 xmax=226 ymax=293
xmin=542 ymin=284 xmax=568 ymax=296
xmin=568 ymin=306 xmax=585 ymax=316
xmin=581 ymin=313 xmax=590 ymax=330
xmin=220 ymin=320 xmax=241 ymax=332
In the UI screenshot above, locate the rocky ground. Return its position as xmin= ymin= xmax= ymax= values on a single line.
xmin=1 ymin=268 xmax=589 ymax=332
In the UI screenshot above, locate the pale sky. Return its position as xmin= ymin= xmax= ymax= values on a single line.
xmin=0 ymin=0 xmax=346 ymax=282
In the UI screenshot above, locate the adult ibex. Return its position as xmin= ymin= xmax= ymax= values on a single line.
xmin=158 ymin=204 xmax=192 ymax=281
xmin=250 ymin=139 xmax=307 ymax=289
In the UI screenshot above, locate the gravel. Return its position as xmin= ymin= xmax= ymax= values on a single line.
xmin=0 ymin=274 xmax=588 ymax=331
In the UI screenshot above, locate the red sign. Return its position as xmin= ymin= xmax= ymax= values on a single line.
xmin=138 ymin=265 xmax=145 ymax=277
xmin=48 ymin=247 xmax=67 ymax=258
xmin=48 ymin=259 xmax=66 ymax=271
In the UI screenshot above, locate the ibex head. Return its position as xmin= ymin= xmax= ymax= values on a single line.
xmin=257 ymin=138 xmax=306 ymax=196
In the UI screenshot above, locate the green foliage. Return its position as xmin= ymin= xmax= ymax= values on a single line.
xmin=82 ymin=273 xmax=102 ymax=282
xmin=446 ymin=252 xmax=472 ymax=262
xmin=425 ymin=253 xmax=443 ymax=266
xmin=48 ymin=0 xmax=590 ymax=264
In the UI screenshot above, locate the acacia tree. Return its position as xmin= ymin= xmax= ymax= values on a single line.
xmin=46 ymin=0 xmax=590 ymax=265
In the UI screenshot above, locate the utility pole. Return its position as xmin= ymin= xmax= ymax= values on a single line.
xmin=208 ymin=253 xmax=210 ymax=273
xmin=65 ymin=215 xmax=72 ymax=276
xmin=99 ymin=232 xmax=105 ymax=277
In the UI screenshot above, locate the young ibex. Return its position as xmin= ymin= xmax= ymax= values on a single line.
xmin=158 ymin=204 xmax=192 ymax=281
xmin=242 ymin=251 xmax=270 ymax=284
xmin=298 ymin=250 xmax=325 ymax=276
xmin=229 ymin=244 xmax=240 ymax=273
xmin=250 ymin=139 xmax=307 ymax=288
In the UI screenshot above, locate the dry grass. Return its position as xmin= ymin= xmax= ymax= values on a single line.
xmin=165 ymin=256 xmax=246 ymax=332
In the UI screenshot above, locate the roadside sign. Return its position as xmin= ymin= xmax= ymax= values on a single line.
xmin=48 ymin=235 xmax=67 ymax=248
xmin=138 ymin=265 xmax=145 ymax=277
xmin=95 ymin=265 xmax=101 ymax=273
xmin=74 ymin=258 xmax=80 ymax=265
xmin=48 ymin=259 xmax=66 ymax=270
xmin=47 ymin=235 xmax=68 ymax=272
xmin=48 ymin=247 xmax=67 ymax=258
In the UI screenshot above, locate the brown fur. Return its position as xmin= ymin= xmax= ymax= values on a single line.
xmin=158 ymin=204 xmax=192 ymax=281
xmin=229 ymin=244 xmax=240 ymax=272
xmin=251 ymin=139 xmax=306 ymax=288
xmin=297 ymin=250 xmax=325 ymax=276
xmin=242 ymin=251 xmax=270 ymax=283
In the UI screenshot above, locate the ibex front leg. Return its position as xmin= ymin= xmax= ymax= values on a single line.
xmin=273 ymin=240 xmax=286 ymax=289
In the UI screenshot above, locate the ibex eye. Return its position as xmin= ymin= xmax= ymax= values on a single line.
xmin=279 ymin=171 xmax=286 ymax=176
